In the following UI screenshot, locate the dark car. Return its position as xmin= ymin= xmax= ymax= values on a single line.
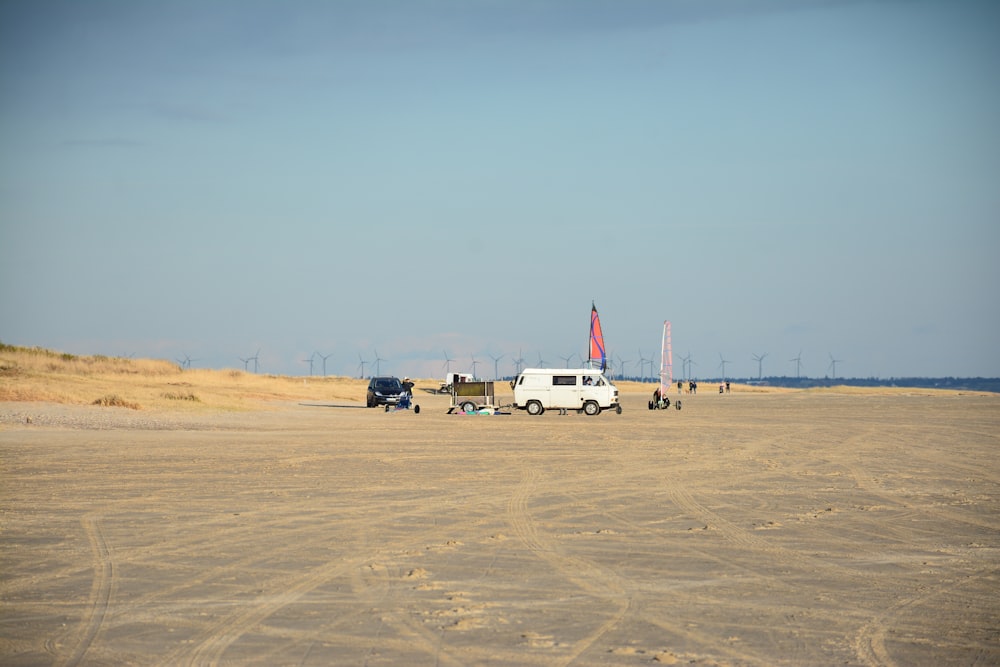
xmin=366 ymin=376 xmax=404 ymax=407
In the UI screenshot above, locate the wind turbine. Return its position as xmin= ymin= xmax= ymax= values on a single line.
xmin=175 ymin=353 xmax=197 ymax=370
xmin=513 ymin=349 xmax=525 ymax=374
xmin=302 ymin=352 xmax=316 ymax=376
xmin=752 ymin=352 xmax=768 ymax=380
xmin=470 ymin=355 xmax=480 ymax=378
xmin=558 ymin=352 xmax=576 ymax=368
xmin=789 ymin=350 xmax=803 ymax=378
xmin=616 ymin=353 xmax=631 ymax=379
xmin=443 ymin=350 xmax=454 ymax=375
xmin=718 ymin=353 xmax=731 ymax=381
xmin=489 ymin=353 xmax=505 ymax=379
xmin=536 ymin=352 xmax=547 ymax=369
xmin=316 ymin=351 xmax=332 ymax=376
xmin=357 ymin=352 xmax=369 ymax=379
xmin=372 ymin=349 xmax=384 ymax=376
xmin=239 ymin=355 xmax=252 ymax=372
xmin=828 ymin=353 xmax=842 ymax=380
xmin=679 ymin=353 xmax=691 ymax=381
xmin=638 ymin=349 xmax=651 ymax=381
xmin=250 ymin=349 xmax=260 ymax=374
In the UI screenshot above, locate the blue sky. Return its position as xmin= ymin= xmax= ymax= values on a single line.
xmin=2 ymin=0 xmax=998 ymax=380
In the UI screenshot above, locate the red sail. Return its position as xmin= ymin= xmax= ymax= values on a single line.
xmin=589 ymin=303 xmax=606 ymax=372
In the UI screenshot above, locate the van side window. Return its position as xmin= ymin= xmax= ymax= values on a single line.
xmin=553 ymin=375 xmax=577 ymax=386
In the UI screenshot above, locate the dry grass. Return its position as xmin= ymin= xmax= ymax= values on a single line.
xmin=0 ymin=343 xmax=371 ymax=411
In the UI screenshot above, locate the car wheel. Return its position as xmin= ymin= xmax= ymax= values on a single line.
xmin=526 ymin=400 xmax=543 ymax=416
xmin=583 ymin=401 xmax=601 ymax=416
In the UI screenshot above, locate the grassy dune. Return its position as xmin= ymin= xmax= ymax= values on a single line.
xmin=0 ymin=343 xmax=366 ymax=411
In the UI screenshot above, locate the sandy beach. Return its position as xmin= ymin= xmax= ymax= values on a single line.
xmin=2 ymin=386 xmax=998 ymax=666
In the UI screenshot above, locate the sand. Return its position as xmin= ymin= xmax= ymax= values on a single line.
xmin=1 ymin=387 xmax=998 ymax=666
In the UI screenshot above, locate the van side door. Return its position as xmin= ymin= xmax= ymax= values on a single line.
xmin=551 ymin=373 xmax=581 ymax=409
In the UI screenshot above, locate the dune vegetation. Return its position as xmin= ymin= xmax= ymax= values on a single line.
xmin=0 ymin=343 xmax=367 ymax=411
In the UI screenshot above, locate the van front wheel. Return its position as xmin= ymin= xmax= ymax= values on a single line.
xmin=583 ymin=401 xmax=601 ymax=416
xmin=526 ymin=401 xmax=544 ymax=416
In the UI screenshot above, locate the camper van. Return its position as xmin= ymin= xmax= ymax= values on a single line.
xmin=511 ymin=368 xmax=620 ymax=415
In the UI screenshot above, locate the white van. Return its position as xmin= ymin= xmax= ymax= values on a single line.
xmin=440 ymin=372 xmax=475 ymax=394
xmin=511 ymin=368 xmax=620 ymax=415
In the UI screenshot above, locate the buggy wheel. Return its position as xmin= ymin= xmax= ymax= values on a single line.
xmin=583 ymin=401 xmax=601 ymax=416
xmin=616 ymin=405 xmax=623 ymax=414
xmin=414 ymin=404 xmax=420 ymax=414
xmin=460 ymin=401 xmax=476 ymax=413
xmin=526 ymin=400 xmax=544 ymax=416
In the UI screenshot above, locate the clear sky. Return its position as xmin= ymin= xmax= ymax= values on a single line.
xmin=2 ymin=0 xmax=998 ymax=380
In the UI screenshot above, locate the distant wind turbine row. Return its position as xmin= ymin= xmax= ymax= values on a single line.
xmin=172 ymin=346 xmax=844 ymax=381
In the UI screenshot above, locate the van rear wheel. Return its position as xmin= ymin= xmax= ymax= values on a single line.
xmin=526 ymin=400 xmax=544 ymax=416
xmin=583 ymin=401 xmax=601 ymax=416
xmin=460 ymin=401 xmax=476 ymax=413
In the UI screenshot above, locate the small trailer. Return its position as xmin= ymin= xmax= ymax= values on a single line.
xmin=448 ymin=380 xmax=503 ymax=414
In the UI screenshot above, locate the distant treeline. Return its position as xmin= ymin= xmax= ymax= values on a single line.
xmin=611 ymin=376 xmax=1000 ymax=393
xmin=491 ymin=371 xmax=1000 ymax=393
xmin=756 ymin=376 xmax=1000 ymax=393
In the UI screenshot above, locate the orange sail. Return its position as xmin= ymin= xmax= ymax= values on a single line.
xmin=589 ymin=302 xmax=606 ymax=372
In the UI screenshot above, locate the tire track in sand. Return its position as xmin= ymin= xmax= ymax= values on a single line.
xmin=661 ymin=479 xmax=892 ymax=585
xmin=58 ymin=514 xmax=116 ymax=667
xmin=850 ymin=569 xmax=996 ymax=667
xmin=169 ymin=529 xmax=469 ymax=667
xmin=507 ymin=466 xmax=632 ymax=665
xmin=846 ymin=428 xmax=999 ymax=533
xmin=166 ymin=556 xmax=356 ymax=667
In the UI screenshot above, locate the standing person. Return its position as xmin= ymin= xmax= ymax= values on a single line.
xmin=402 ymin=377 xmax=414 ymax=397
